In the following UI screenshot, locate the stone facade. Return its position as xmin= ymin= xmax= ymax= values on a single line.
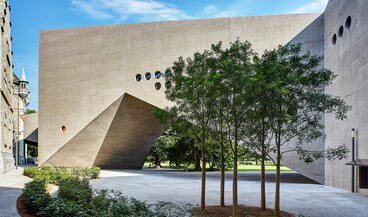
xmin=0 ymin=0 xmax=14 ymax=174
xmin=0 ymin=0 xmax=31 ymax=174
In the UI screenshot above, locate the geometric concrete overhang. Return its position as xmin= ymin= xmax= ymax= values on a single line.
xmin=43 ymin=93 xmax=163 ymax=169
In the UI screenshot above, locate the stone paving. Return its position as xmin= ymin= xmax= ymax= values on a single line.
xmin=91 ymin=169 xmax=368 ymax=217
xmin=1 ymin=168 xmax=368 ymax=217
xmin=0 ymin=167 xmax=31 ymax=217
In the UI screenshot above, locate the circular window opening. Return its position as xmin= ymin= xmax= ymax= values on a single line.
xmin=145 ymin=72 xmax=152 ymax=80
xmin=165 ymin=81 xmax=172 ymax=89
xmin=338 ymin=25 xmax=344 ymax=37
xmin=165 ymin=69 xmax=173 ymax=78
xmin=345 ymin=16 xmax=352 ymax=29
xmin=61 ymin=126 xmax=66 ymax=133
xmin=154 ymin=82 xmax=161 ymax=90
xmin=332 ymin=34 xmax=337 ymax=45
xmin=135 ymin=74 xmax=142 ymax=82
xmin=155 ymin=71 xmax=161 ymax=79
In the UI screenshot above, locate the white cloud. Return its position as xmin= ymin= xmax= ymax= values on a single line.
xmin=204 ymin=5 xmax=219 ymax=15
xmin=293 ymin=0 xmax=328 ymax=13
xmin=202 ymin=0 xmax=255 ymax=18
xmin=71 ymin=0 xmax=191 ymax=22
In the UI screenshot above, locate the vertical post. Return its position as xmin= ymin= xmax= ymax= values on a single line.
xmin=351 ymin=128 xmax=355 ymax=193
xmin=15 ymin=83 xmax=19 ymax=169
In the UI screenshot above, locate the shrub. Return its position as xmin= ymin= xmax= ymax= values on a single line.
xmin=23 ymin=166 xmax=100 ymax=184
xmin=22 ymin=179 xmax=193 ymax=217
xmin=58 ymin=177 xmax=92 ymax=204
xmin=22 ymin=181 xmax=51 ymax=214
xmin=38 ymin=198 xmax=89 ymax=217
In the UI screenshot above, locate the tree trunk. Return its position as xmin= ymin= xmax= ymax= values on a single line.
xmin=274 ymin=147 xmax=281 ymax=217
xmin=194 ymin=146 xmax=201 ymax=171
xmin=232 ymin=140 xmax=238 ymax=217
xmin=220 ymin=142 xmax=225 ymax=207
xmin=154 ymin=155 xmax=161 ymax=168
xmin=261 ymin=145 xmax=266 ymax=210
xmin=200 ymin=133 xmax=206 ymax=212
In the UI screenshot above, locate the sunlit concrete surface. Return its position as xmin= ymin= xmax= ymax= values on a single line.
xmin=0 ymin=167 xmax=32 ymax=217
xmin=90 ymin=169 xmax=368 ymax=217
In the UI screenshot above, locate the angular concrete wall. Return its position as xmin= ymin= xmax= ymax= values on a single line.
xmin=324 ymin=0 xmax=368 ymax=193
xmin=39 ymin=14 xmax=321 ymax=169
xmin=281 ymin=14 xmax=326 ymax=184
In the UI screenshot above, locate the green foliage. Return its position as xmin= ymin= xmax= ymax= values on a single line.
xmin=58 ymin=177 xmax=92 ymax=204
xmin=23 ymin=166 xmax=100 ymax=184
xmin=22 ymin=181 xmax=51 ymax=214
xmin=23 ymin=179 xmax=193 ymax=217
xmin=26 ymin=109 xmax=37 ymax=114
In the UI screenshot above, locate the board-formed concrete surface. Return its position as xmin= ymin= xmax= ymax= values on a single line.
xmin=90 ymin=169 xmax=368 ymax=217
xmin=324 ymin=0 xmax=368 ymax=194
xmin=38 ymin=12 xmax=324 ymax=181
xmin=0 ymin=167 xmax=32 ymax=217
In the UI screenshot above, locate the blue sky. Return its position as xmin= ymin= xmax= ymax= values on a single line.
xmin=11 ymin=0 xmax=328 ymax=110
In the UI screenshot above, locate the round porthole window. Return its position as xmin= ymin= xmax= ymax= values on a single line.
xmin=61 ymin=126 xmax=66 ymax=133
xmin=332 ymin=34 xmax=337 ymax=45
xmin=338 ymin=25 xmax=344 ymax=37
xmin=165 ymin=81 xmax=172 ymax=89
xmin=165 ymin=69 xmax=173 ymax=78
xmin=155 ymin=71 xmax=161 ymax=79
xmin=135 ymin=74 xmax=142 ymax=82
xmin=345 ymin=16 xmax=352 ymax=29
xmin=154 ymin=82 xmax=161 ymax=90
xmin=145 ymin=72 xmax=152 ymax=80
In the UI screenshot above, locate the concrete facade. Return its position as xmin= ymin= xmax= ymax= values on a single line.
xmin=38 ymin=0 xmax=368 ymax=194
xmin=324 ymin=0 xmax=368 ymax=195
xmin=39 ymin=13 xmax=320 ymax=170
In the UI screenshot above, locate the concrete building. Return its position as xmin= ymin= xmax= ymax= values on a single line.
xmin=38 ymin=0 xmax=368 ymax=194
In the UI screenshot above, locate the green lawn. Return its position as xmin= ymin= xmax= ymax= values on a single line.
xmin=144 ymin=161 xmax=291 ymax=172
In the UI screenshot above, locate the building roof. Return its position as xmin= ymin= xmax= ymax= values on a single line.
xmin=20 ymin=67 xmax=27 ymax=82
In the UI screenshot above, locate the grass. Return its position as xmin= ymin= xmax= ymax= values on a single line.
xmin=144 ymin=161 xmax=291 ymax=172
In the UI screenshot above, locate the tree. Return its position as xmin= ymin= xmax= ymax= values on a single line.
xmin=258 ymin=44 xmax=350 ymax=217
xmin=26 ymin=109 xmax=36 ymax=114
xmin=212 ymin=40 xmax=255 ymax=217
xmin=165 ymin=50 xmax=218 ymax=212
xmin=147 ymin=134 xmax=172 ymax=168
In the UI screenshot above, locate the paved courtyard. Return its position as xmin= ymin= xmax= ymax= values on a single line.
xmin=0 ymin=167 xmax=31 ymax=217
xmin=1 ymin=168 xmax=367 ymax=217
xmin=91 ymin=169 xmax=368 ymax=217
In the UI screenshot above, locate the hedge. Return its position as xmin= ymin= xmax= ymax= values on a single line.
xmin=22 ymin=178 xmax=192 ymax=217
xmin=23 ymin=166 xmax=100 ymax=184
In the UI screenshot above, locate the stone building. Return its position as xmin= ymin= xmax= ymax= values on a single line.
xmin=12 ymin=68 xmax=30 ymax=166
xmin=38 ymin=0 xmax=368 ymax=195
xmin=0 ymin=0 xmax=15 ymax=174
xmin=0 ymin=0 xmax=30 ymax=174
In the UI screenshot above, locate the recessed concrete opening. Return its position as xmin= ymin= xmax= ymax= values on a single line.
xmin=338 ymin=25 xmax=344 ymax=37
xmin=165 ymin=69 xmax=172 ymax=78
xmin=154 ymin=82 xmax=161 ymax=90
xmin=345 ymin=16 xmax=352 ymax=29
xmin=61 ymin=126 xmax=66 ymax=133
xmin=135 ymin=74 xmax=142 ymax=82
xmin=332 ymin=34 xmax=337 ymax=45
xmin=165 ymin=81 xmax=172 ymax=89
xmin=360 ymin=166 xmax=368 ymax=189
xmin=145 ymin=72 xmax=152 ymax=80
xmin=155 ymin=71 xmax=161 ymax=79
